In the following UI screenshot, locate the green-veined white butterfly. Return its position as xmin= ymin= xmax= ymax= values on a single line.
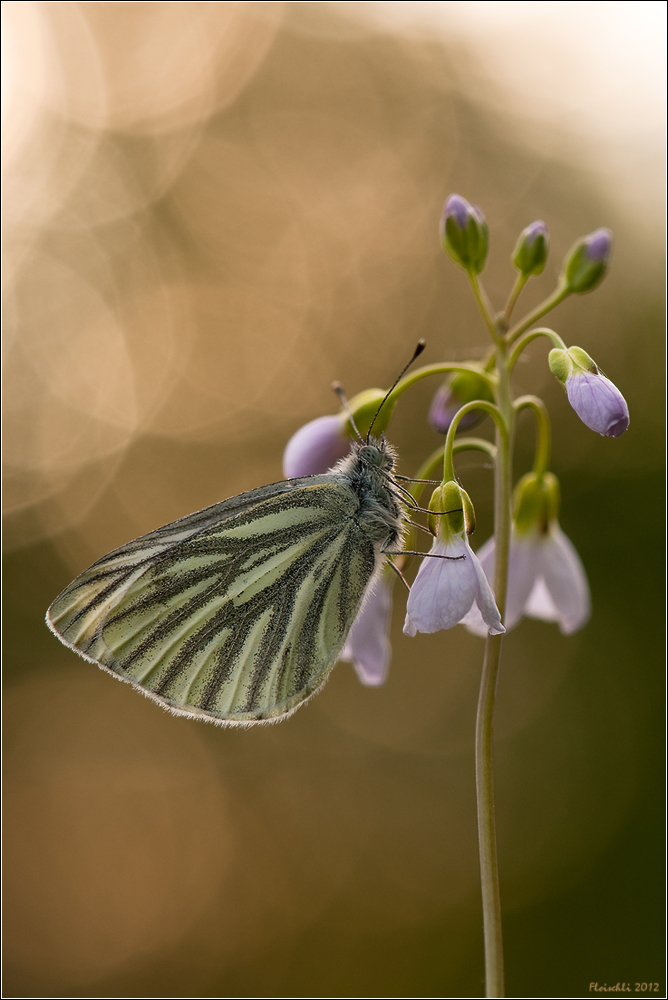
xmin=46 ymin=437 xmax=408 ymax=726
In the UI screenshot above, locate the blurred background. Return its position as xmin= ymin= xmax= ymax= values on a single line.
xmin=2 ymin=2 xmax=664 ymax=996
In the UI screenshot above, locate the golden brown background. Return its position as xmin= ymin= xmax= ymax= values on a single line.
xmin=3 ymin=3 xmax=664 ymax=996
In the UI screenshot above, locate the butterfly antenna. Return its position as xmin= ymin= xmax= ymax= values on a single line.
xmin=366 ymin=339 xmax=426 ymax=443
xmin=331 ymin=382 xmax=364 ymax=443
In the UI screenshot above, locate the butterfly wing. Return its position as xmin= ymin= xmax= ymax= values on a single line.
xmin=47 ymin=477 xmax=377 ymax=725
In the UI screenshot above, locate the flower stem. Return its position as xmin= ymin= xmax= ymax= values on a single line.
xmin=468 ymin=270 xmax=501 ymax=341
xmin=506 ymin=282 xmax=570 ymax=344
xmin=476 ymin=338 xmax=512 ymax=998
xmin=477 ymin=633 xmax=505 ymax=998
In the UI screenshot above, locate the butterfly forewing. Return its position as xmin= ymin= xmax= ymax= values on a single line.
xmin=47 ymin=476 xmax=379 ymax=724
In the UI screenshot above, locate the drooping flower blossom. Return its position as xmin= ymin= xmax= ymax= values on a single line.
xmin=340 ymin=572 xmax=394 ymax=686
xmin=462 ymin=472 xmax=590 ymax=636
xmin=403 ymin=481 xmax=504 ymax=637
xmin=549 ymin=346 xmax=629 ymax=438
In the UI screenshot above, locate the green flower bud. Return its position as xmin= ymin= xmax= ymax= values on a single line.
xmin=512 ymin=220 xmax=549 ymax=276
xmin=561 ymin=228 xmax=612 ymax=294
xmin=440 ymin=194 xmax=489 ymax=274
xmin=428 ymin=481 xmax=475 ymax=538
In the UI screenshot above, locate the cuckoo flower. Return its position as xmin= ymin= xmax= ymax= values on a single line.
xmin=403 ymin=481 xmax=504 ymax=637
xmin=462 ymin=473 xmax=590 ymax=636
xmin=549 ymin=346 xmax=629 ymax=438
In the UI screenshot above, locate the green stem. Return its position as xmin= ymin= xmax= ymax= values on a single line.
xmin=502 ymin=272 xmax=528 ymax=327
xmin=506 ymin=281 xmax=570 ymax=344
xmin=469 ymin=270 xmax=501 ymax=341
xmin=387 ymin=362 xmax=497 ymax=411
xmin=508 ymin=327 xmax=567 ymax=372
xmin=477 ymin=339 xmax=513 ymax=999
xmin=514 ymin=396 xmax=551 ymax=477
xmin=443 ymin=401 xmax=506 ymax=483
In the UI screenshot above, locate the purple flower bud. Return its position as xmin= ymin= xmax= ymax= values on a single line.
xmin=440 ymin=193 xmax=489 ymax=273
xmin=283 ymin=414 xmax=351 ymax=478
xmin=563 ymin=227 xmax=613 ymax=293
xmin=584 ymin=228 xmax=612 ymax=263
xmin=445 ymin=193 xmax=469 ymax=229
xmin=565 ymin=370 xmax=630 ymax=438
xmin=512 ymin=220 xmax=549 ymax=276
xmin=428 ymin=371 xmax=494 ymax=435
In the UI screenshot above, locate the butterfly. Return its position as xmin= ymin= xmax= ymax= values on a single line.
xmin=45 ymin=343 xmax=440 ymax=726
xmin=46 ymin=435 xmax=413 ymax=727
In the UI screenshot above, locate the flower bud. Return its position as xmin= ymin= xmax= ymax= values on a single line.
xmin=512 ymin=220 xmax=549 ymax=276
xmin=282 ymin=387 xmax=397 ymax=478
xmin=561 ymin=228 xmax=612 ymax=294
xmin=548 ymin=346 xmax=629 ymax=438
xmin=428 ymin=370 xmax=495 ymax=435
xmin=440 ymin=193 xmax=488 ymax=273
xmin=283 ymin=413 xmax=351 ymax=477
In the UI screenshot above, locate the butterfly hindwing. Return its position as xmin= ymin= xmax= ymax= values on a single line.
xmin=47 ymin=477 xmax=377 ymax=725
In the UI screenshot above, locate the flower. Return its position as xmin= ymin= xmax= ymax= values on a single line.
xmin=562 ymin=227 xmax=612 ymax=293
xmin=428 ymin=370 xmax=495 ymax=435
xmin=283 ymin=414 xmax=351 ymax=477
xmin=440 ymin=193 xmax=489 ymax=273
xmin=549 ymin=346 xmax=629 ymax=438
xmin=512 ymin=220 xmax=549 ymax=276
xmin=403 ymin=481 xmax=504 ymax=637
xmin=340 ymin=572 xmax=394 ymax=686
xmin=462 ymin=473 xmax=590 ymax=636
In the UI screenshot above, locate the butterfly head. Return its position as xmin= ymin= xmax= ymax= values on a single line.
xmin=356 ymin=438 xmax=394 ymax=471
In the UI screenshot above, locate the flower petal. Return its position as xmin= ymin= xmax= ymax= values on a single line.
xmin=340 ymin=575 xmax=393 ymax=686
xmin=403 ymin=534 xmax=478 ymax=636
xmin=524 ymin=576 xmax=560 ymax=622
xmin=505 ymin=536 xmax=541 ymax=630
xmin=534 ymin=527 xmax=591 ymax=634
xmin=470 ymin=546 xmax=505 ymax=635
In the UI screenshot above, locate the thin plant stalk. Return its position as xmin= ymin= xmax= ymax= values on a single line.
xmin=475 ymin=337 xmax=513 ymax=998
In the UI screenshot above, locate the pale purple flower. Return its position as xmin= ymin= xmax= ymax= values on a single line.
xmin=340 ymin=573 xmax=393 ymax=686
xmin=283 ymin=414 xmax=351 ymax=478
xmin=403 ymin=531 xmax=504 ymax=637
xmin=565 ymin=370 xmax=629 ymax=438
xmin=461 ymin=525 xmax=590 ymax=636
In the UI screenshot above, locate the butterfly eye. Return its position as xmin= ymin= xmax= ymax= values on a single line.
xmin=359 ymin=445 xmax=383 ymax=466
